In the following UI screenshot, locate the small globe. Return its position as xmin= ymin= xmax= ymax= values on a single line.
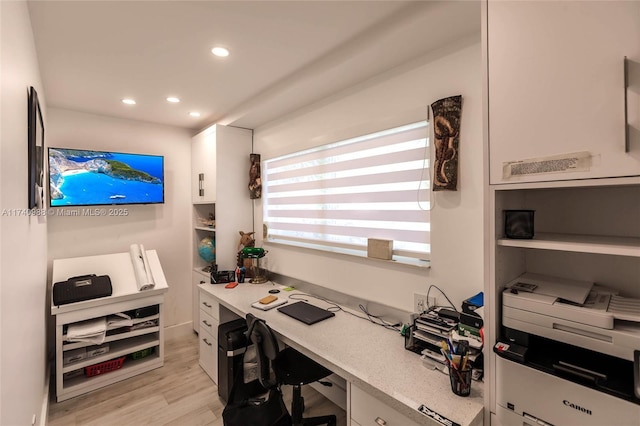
xmin=198 ymin=237 xmax=216 ymax=263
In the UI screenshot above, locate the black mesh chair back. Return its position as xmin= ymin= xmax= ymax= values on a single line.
xmin=246 ymin=314 xmax=337 ymax=426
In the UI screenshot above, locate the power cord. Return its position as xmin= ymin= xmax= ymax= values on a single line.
xmin=288 ymin=293 xmax=402 ymax=332
xmin=426 ymin=284 xmax=458 ymax=312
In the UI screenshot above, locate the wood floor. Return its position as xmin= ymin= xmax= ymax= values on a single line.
xmin=48 ymin=332 xmax=346 ymax=426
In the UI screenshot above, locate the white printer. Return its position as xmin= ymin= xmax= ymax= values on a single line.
xmin=495 ymin=273 xmax=640 ymax=426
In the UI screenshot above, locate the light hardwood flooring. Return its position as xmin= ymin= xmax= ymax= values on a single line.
xmin=48 ymin=332 xmax=346 ymax=426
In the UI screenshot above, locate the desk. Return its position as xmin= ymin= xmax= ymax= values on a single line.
xmin=199 ymin=282 xmax=484 ymax=426
xmin=51 ymin=250 xmax=169 ymax=402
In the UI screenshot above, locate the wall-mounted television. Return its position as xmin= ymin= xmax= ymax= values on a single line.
xmin=48 ymin=148 xmax=164 ymax=206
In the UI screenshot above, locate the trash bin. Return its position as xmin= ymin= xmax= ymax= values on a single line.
xmin=217 ymin=318 xmax=261 ymax=402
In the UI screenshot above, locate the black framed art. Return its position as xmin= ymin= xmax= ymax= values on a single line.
xmin=28 ymin=86 xmax=44 ymax=209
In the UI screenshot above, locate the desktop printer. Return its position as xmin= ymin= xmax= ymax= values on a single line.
xmin=495 ymin=273 xmax=640 ymax=426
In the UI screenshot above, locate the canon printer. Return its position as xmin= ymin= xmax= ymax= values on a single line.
xmin=494 ymin=272 xmax=640 ymax=426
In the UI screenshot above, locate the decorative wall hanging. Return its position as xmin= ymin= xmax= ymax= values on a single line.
xmin=431 ymin=95 xmax=462 ymax=191
xmin=28 ymin=86 xmax=45 ymax=208
xmin=248 ymin=153 xmax=262 ymax=199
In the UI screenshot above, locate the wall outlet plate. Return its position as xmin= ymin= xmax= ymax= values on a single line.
xmin=414 ymin=293 xmax=437 ymax=313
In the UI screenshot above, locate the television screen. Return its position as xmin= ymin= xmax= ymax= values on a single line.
xmin=48 ymin=148 xmax=164 ymax=206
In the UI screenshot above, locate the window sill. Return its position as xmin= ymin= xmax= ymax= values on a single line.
xmin=264 ymin=239 xmax=430 ymax=269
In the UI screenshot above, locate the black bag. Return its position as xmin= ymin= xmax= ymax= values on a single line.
xmin=222 ymin=318 xmax=291 ymax=426
xmin=53 ymin=274 xmax=112 ymax=306
xmin=222 ymin=387 xmax=291 ymax=426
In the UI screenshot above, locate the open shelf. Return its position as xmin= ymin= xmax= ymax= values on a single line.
xmin=63 ymin=324 xmax=160 ymax=351
xmin=195 ymin=226 xmax=216 ymax=232
xmin=497 ymin=232 xmax=640 ymax=257
xmin=61 ymin=352 xmax=162 ymax=397
xmin=62 ymin=333 xmax=159 ymax=373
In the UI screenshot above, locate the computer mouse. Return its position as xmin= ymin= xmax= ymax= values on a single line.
xmin=268 ymin=289 xmax=280 ymax=294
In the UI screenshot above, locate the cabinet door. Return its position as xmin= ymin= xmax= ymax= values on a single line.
xmin=192 ymin=272 xmax=208 ymax=333
xmin=488 ymin=1 xmax=640 ymax=184
xmin=192 ymin=127 xmax=217 ymax=203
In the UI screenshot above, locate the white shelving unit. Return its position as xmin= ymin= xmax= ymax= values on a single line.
xmin=51 ymin=250 xmax=169 ymax=402
xmin=191 ymin=124 xmax=253 ymax=333
xmin=484 ymin=1 xmax=640 ymax=421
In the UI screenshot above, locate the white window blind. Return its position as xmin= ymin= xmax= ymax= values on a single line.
xmin=263 ymin=121 xmax=430 ymax=262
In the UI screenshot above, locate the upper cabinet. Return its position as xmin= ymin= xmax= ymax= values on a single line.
xmin=191 ymin=125 xmax=253 ymax=203
xmin=192 ymin=127 xmax=217 ymax=203
xmin=487 ymin=1 xmax=640 ymax=185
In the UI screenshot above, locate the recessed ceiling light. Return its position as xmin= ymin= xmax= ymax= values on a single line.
xmin=122 ymin=98 xmax=136 ymax=105
xmin=211 ymin=47 xmax=230 ymax=57
xmin=166 ymin=97 xmax=180 ymax=103
xmin=189 ymin=112 xmax=201 ymax=117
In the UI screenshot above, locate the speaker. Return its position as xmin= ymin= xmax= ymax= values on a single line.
xmin=504 ymin=210 xmax=534 ymax=239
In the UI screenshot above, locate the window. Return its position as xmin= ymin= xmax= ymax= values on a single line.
xmin=263 ymin=121 xmax=430 ymax=264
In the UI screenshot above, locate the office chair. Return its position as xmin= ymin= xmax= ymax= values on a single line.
xmin=246 ymin=314 xmax=337 ymax=426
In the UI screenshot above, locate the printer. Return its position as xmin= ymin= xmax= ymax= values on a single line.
xmin=495 ymin=272 xmax=640 ymax=426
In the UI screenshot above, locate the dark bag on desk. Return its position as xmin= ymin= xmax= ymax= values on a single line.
xmin=53 ymin=274 xmax=112 ymax=306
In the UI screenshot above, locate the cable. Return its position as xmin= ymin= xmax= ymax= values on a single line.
xmin=426 ymin=284 xmax=458 ymax=312
xmin=288 ymin=293 xmax=402 ymax=332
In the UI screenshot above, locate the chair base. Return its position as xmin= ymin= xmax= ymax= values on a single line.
xmin=291 ymin=385 xmax=337 ymax=426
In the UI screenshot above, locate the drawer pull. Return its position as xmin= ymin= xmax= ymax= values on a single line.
xmin=202 ymin=320 xmax=212 ymax=327
xmin=199 ymin=280 xmax=205 ymax=284
xmin=202 ymin=301 xmax=212 ymax=308
xmin=203 ymin=338 xmax=213 ymax=346
xmin=375 ymin=417 xmax=387 ymax=426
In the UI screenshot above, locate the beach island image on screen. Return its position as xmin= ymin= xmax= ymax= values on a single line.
xmin=49 ymin=148 xmax=164 ymax=206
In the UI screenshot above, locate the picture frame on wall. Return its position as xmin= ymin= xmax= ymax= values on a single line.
xmin=28 ymin=86 xmax=44 ymax=209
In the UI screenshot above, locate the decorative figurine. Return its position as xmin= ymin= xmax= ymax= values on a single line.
xmin=248 ymin=153 xmax=262 ymax=199
xmin=236 ymin=231 xmax=256 ymax=276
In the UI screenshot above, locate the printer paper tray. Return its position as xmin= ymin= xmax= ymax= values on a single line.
xmin=496 ymin=357 xmax=640 ymax=426
xmin=503 ymin=305 xmax=640 ymax=361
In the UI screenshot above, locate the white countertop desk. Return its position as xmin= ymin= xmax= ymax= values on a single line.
xmin=199 ymin=281 xmax=484 ymax=426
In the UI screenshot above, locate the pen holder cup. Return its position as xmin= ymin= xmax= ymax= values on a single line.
xmin=449 ymin=366 xmax=472 ymax=397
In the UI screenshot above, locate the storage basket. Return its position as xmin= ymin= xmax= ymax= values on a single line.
xmin=85 ymin=356 xmax=126 ymax=377
xmin=129 ymin=347 xmax=154 ymax=360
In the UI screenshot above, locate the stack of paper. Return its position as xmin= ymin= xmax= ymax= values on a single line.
xmin=66 ymin=317 xmax=107 ymax=345
xmin=106 ymin=312 xmax=133 ymax=330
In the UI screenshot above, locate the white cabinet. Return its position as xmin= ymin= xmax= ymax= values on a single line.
xmin=486 ymin=179 xmax=640 ymax=416
xmin=191 ymin=124 xmax=253 ymax=204
xmin=349 ymin=383 xmax=420 ymax=426
xmin=487 ymin=0 xmax=640 ymax=184
xmin=191 ymin=124 xmax=253 ymax=332
xmin=192 ymin=270 xmax=208 ymax=332
xmin=51 ymin=250 xmax=168 ymax=402
xmin=198 ymin=288 xmax=220 ymax=383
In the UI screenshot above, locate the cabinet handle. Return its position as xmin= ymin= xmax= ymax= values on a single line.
xmin=202 ymin=320 xmax=211 ymax=327
xmin=625 ymin=56 xmax=630 ymax=153
xmin=375 ymin=417 xmax=387 ymax=426
xmin=203 ymin=338 xmax=212 ymax=346
xmin=200 ymin=281 xmax=205 ymax=284
xmin=202 ymin=302 xmax=212 ymax=308
xmin=199 ymin=173 xmax=204 ymax=196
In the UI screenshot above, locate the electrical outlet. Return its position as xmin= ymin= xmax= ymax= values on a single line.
xmin=414 ymin=293 xmax=437 ymax=313
xmin=414 ymin=293 xmax=428 ymax=313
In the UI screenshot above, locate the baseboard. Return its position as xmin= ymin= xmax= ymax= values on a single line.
xmin=39 ymin=364 xmax=50 ymax=426
xmin=164 ymin=321 xmax=194 ymax=342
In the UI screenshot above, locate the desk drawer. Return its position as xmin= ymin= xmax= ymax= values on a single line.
xmin=199 ymin=309 xmax=218 ymax=336
xmin=199 ymin=290 xmax=219 ymax=320
xmin=199 ymin=325 xmax=217 ymax=384
xmin=350 ymin=384 xmax=419 ymax=426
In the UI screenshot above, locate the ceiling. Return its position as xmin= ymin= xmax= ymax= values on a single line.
xmin=28 ymin=1 xmax=480 ymax=132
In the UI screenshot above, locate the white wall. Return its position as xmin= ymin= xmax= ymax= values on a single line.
xmin=253 ymin=38 xmax=483 ymax=312
xmin=0 ymin=2 xmax=48 ymax=424
xmin=46 ymin=108 xmax=193 ymax=331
